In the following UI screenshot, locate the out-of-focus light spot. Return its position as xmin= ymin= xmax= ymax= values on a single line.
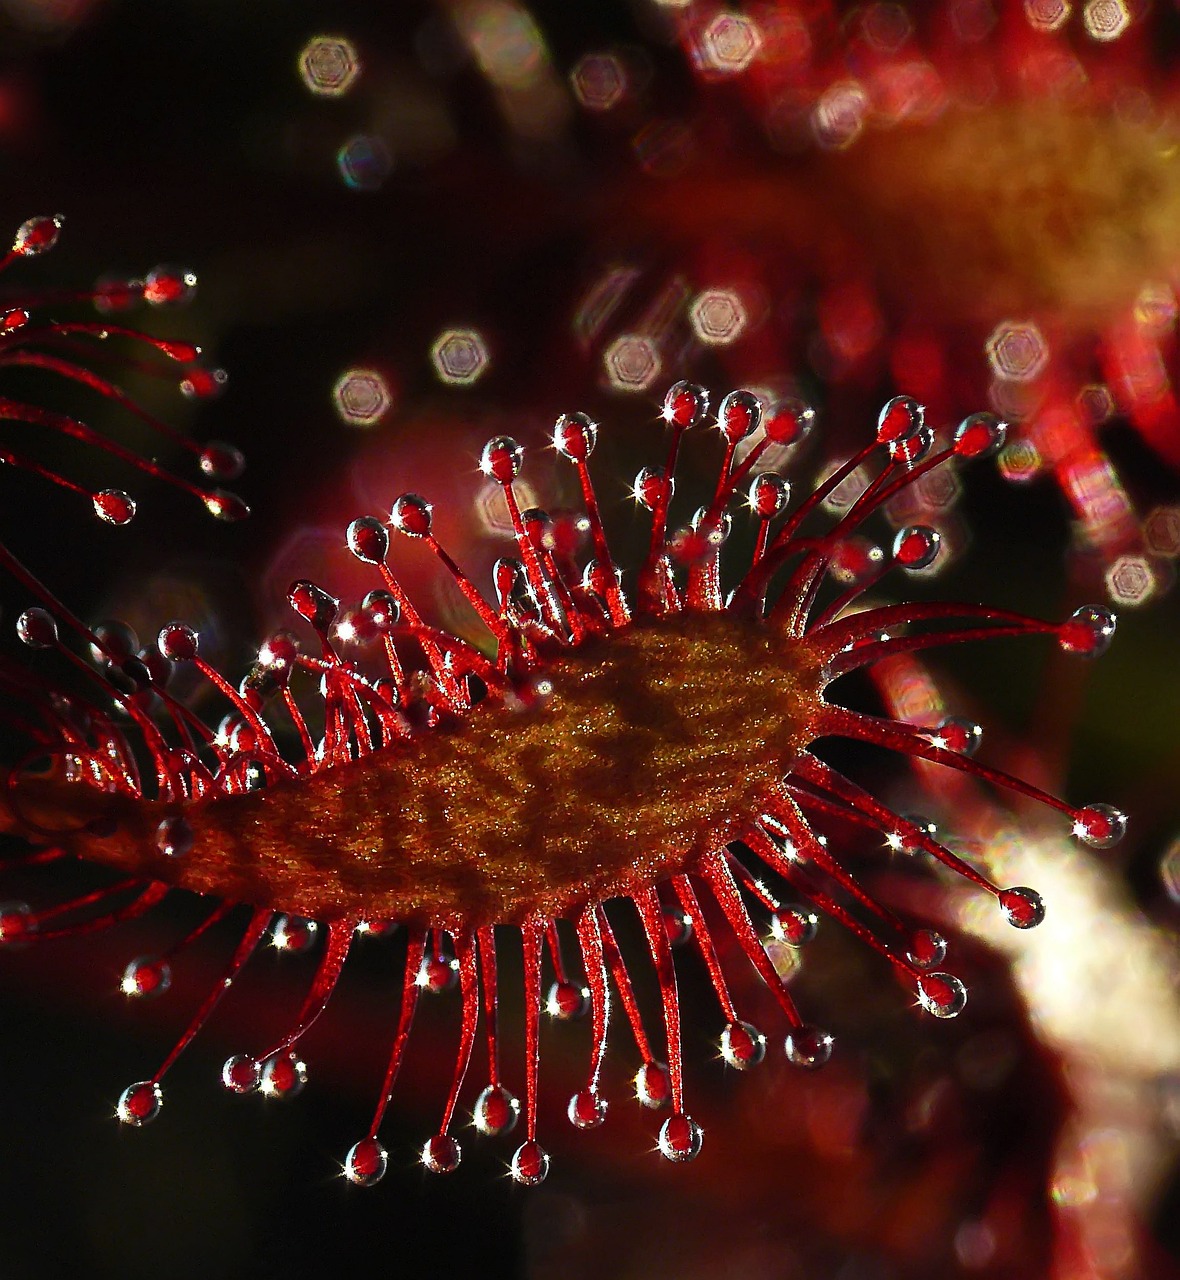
xmin=603 ymin=334 xmax=660 ymax=392
xmin=1024 ymin=0 xmax=1070 ymax=31
xmin=1134 ymin=282 xmax=1177 ymax=335
xmin=1083 ymin=0 xmax=1130 ymax=41
xmin=465 ymin=0 xmax=545 ymax=90
xmin=431 ymin=328 xmax=490 ymax=386
xmin=1104 ymin=554 xmax=1158 ymax=606
xmin=700 ymin=12 xmax=762 ymax=75
xmin=986 ymin=320 xmax=1049 ymax=383
xmin=652 ymin=0 xmax=692 ymax=8
xmin=764 ymin=938 xmax=802 ymax=984
xmin=333 ymin=368 xmax=392 ymax=427
xmin=688 ymin=288 xmax=748 ymax=347
xmin=1162 ymin=836 xmax=1180 ymax=903
xmin=336 ymin=135 xmax=392 ymax=191
xmin=954 ymin=1221 xmax=997 ymax=1270
xmin=950 ymin=0 xmax=997 ymax=42
xmin=1076 ymin=383 xmax=1116 ymax=425
xmin=861 ymin=3 xmax=912 ymax=53
xmin=570 ymin=52 xmax=627 ymax=111
xmin=632 ymin=119 xmax=695 ymax=177
xmin=997 ymin=437 xmax=1043 ymax=483
xmin=812 ymin=81 xmax=869 ymax=151
xmin=474 ymin=478 xmax=540 ymax=537
xmin=1144 ymin=505 xmax=1180 ymax=558
xmin=574 ymin=265 xmax=640 ymax=348
xmin=299 ymin=36 xmax=361 ymax=97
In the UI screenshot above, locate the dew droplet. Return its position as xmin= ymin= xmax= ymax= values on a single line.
xmin=892 ymin=524 xmax=941 ymax=569
xmin=347 ymin=516 xmax=389 ymax=564
xmin=419 ymin=944 xmax=459 ymax=993
xmin=91 ymin=619 xmax=139 ymax=666
xmin=157 ymin=622 xmax=198 ymax=661
xmin=361 ymin=590 xmax=400 ymax=631
xmin=143 ymin=264 xmax=197 ymax=306
xmin=717 ymin=389 xmax=761 ymax=443
xmin=770 ymin=906 xmax=818 ymax=946
xmin=545 ymin=980 xmax=589 ymax=1020
xmin=272 ymin=915 xmax=319 ymax=953
xmin=288 ymin=580 xmax=339 ymax=631
xmin=876 ymin=395 xmax=925 ymax=444
xmin=634 ymin=1060 xmax=672 ymax=1108
xmin=422 ymin=1133 xmax=462 ymax=1174
xmin=479 ymin=436 xmax=524 ymax=484
xmin=259 ymin=1052 xmax=308 ymax=1099
xmin=0 ymin=901 xmax=34 ymax=945
xmin=763 ymin=397 xmax=814 ymax=445
xmin=889 ymin=424 xmax=934 ymax=464
xmin=197 ymin=437 xmax=243 ymax=478
xmin=657 ymin=1112 xmax=703 ymax=1163
xmin=117 ymin=1080 xmax=162 ymax=1126
xmin=567 ymin=1089 xmax=607 ymax=1129
xmin=785 ymin=1025 xmax=834 ymax=1068
xmin=202 ymin=489 xmax=250 ymax=522
xmin=749 ymin=472 xmax=790 ymax=518
xmin=155 ymin=815 xmax=193 ymax=858
xmin=632 ymin=465 xmax=672 ymax=511
xmin=12 ymin=214 xmax=63 ymax=256
xmin=953 ymin=411 xmax=1007 ymax=459
xmin=906 ymin=929 xmax=947 ymax=969
xmin=473 ymin=1084 xmax=521 ymax=1136
xmin=934 ymin=715 xmax=982 ymax=755
xmin=663 ymin=380 xmax=709 ymax=428
xmin=92 ymin=489 xmax=136 ymax=526
xmin=553 ymin=411 xmax=598 ymax=460
xmin=1058 ymin=605 xmax=1117 ymax=657
xmin=999 ymin=886 xmax=1045 ymax=929
xmin=509 ymin=1140 xmax=550 ymax=1186
xmin=720 ymin=1020 xmax=766 ymax=1069
xmin=120 ymin=956 xmax=172 ymax=998
xmin=221 ymin=1054 xmax=261 ymax=1094
xmin=917 ymin=972 xmax=968 ymax=1019
xmin=390 ymin=493 xmax=433 ymax=538
xmin=1072 ymin=803 xmax=1128 ymax=849
xmin=16 ymin=608 xmax=58 ymax=649
xmin=344 ymin=1137 xmax=388 ymax=1186
xmin=661 ymin=906 xmax=692 ymax=948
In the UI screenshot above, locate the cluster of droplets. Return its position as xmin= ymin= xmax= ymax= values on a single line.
xmin=0 ymin=215 xmax=248 ymax=528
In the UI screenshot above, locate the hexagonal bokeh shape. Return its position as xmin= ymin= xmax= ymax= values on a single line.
xmin=689 ymin=289 xmax=748 ymax=346
xmin=336 ymin=135 xmax=392 ymax=191
xmin=1103 ymin=554 xmax=1156 ymax=607
xmin=997 ymin=438 xmax=1043 ymax=484
xmin=431 ymin=328 xmax=490 ymax=386
xmin=603 ymin=334 xmax=661 ymax=392
xmin=1145 ymin=505 xmax=1180 ymax=558
xmin=299 ymin=36 xmax=361 ymax=97
xmin=1024 ymin=0 xmax=1070 ymax=33
xmin=701 ymin=12 xmax=762 ymax=73
xmin=1083 ymin=0 xmax=1130 ymax=41
xmin=570 ymin=52 xmax=627 ymax=112
xmin=333 ymin=368 xmax=392 ymax=427
xmin=985 ymin=320 xmax=1049 ymax=383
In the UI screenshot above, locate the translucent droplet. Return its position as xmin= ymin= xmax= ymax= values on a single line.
xmin=634 ymin=1060 xmax=672 ymax=1109
xmin=889 ymin=424 xmax=934 ymax=464
xmin=16 ymin=608 xmax=58 ymax=648
xmin=361 ymin=590 xmax=400 ymax=631
xmin=546 ymin=980 xmax=589 ymax=1020
xmin=221 ymin=1054 xmax=261 ymax=1094
xmin=202 ymin=489 xmax=250 ymax=522
xmin=259 ymin=1052 xmax=308 ymax=1099
xmin=999 ymin=886 xmax=1045 ymax=929
xmin=567 ymin=1089 xmax=607 ymax=1129
xmin=906 ymin=929 xmax=947 ymax=969
xmin=953 ymin=411 xmax=1007 ymax=459
xmin=419 ymin=946 xmax=459 ymax=993
xmin=892 ymin=524 xmax=941 ymax=569
xmin=422 ymin=1133 xmax=461 ymax=1174
xmin=197 ymin=438 xmax=242 ymax=478
xmin=157 ymin=622 xmax=198 ymax=661
xmin=93 ymin=489 xmax=136 ymax=526
xmin=717 ymin=389 xmax=762 ymax=443
xmin=288 ymin=580 xmax=339 ymax=631
xmin=770 ymin=906 xmax=818 ymax=946
xmin=117 ymin=1080 xmax=162 ymax=1126
xmin=12 ymin=214 xmax=63 ymax=256
xmin=553 ymin=411 xmax=598 ymax=461
xmin=1058 ymin=605 xmax=1116 ymax=657
xmin=657 ymin=1112 xmax=703 ymax=1163
xmin=473 ymin=1084 xmax=520 ymax=1136
xmin=390 ymin=493 xmax=433 ymax=538
xmin=1072 ymin=803 xmax=1127 ymax=849
xmin=510 ymin=1140 xmax=550 ymax=1186
xmin=479 ymin=436 xmax=524 ymax=484
xmin=272 ymin=914 xmax=319 ymax=953
xmin=120 ymin=956 xmax=172 ymax=998
xmin=720 ymin=1020 xmax=766 ymax=1069
xmin=143 ymin=264 xmax=197 ymax=306
xmin=876 ymin=395 xmax=925 ymax=444
xmin=763 ymin=397 xmax=814 ymax=445
xmin=347 ymin=516 xmax=389 ymax=564
xmin=749 ymin=472 xmax=790 ymax=518
xmin=155 ymin=815 xmax=193 ymax=858
xmin=344 ymin=1137 xmax=388 ymax=1186
xmin=934 ymin=715 xmax=982 ymax=755
xmin=785 ymin=1025 xmax=833 ymax=1068
xmin=662 ymin=906 xmax=693 ymax=948
xmin=917 ymin=972 xmax=968 ymax=1019
xmin=258 ymin=631 xmax=299 ymax=672
xmin=663 ymin=380 xmax=709 ymax=429
xmin=633 ymin=466 xmax=671 ymax=511
xmin=184 ymin=370 xmax=231 ymax=403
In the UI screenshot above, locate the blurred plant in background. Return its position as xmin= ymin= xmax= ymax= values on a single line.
xmin=0 ymin=1 xmax=1178 ymax=1278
